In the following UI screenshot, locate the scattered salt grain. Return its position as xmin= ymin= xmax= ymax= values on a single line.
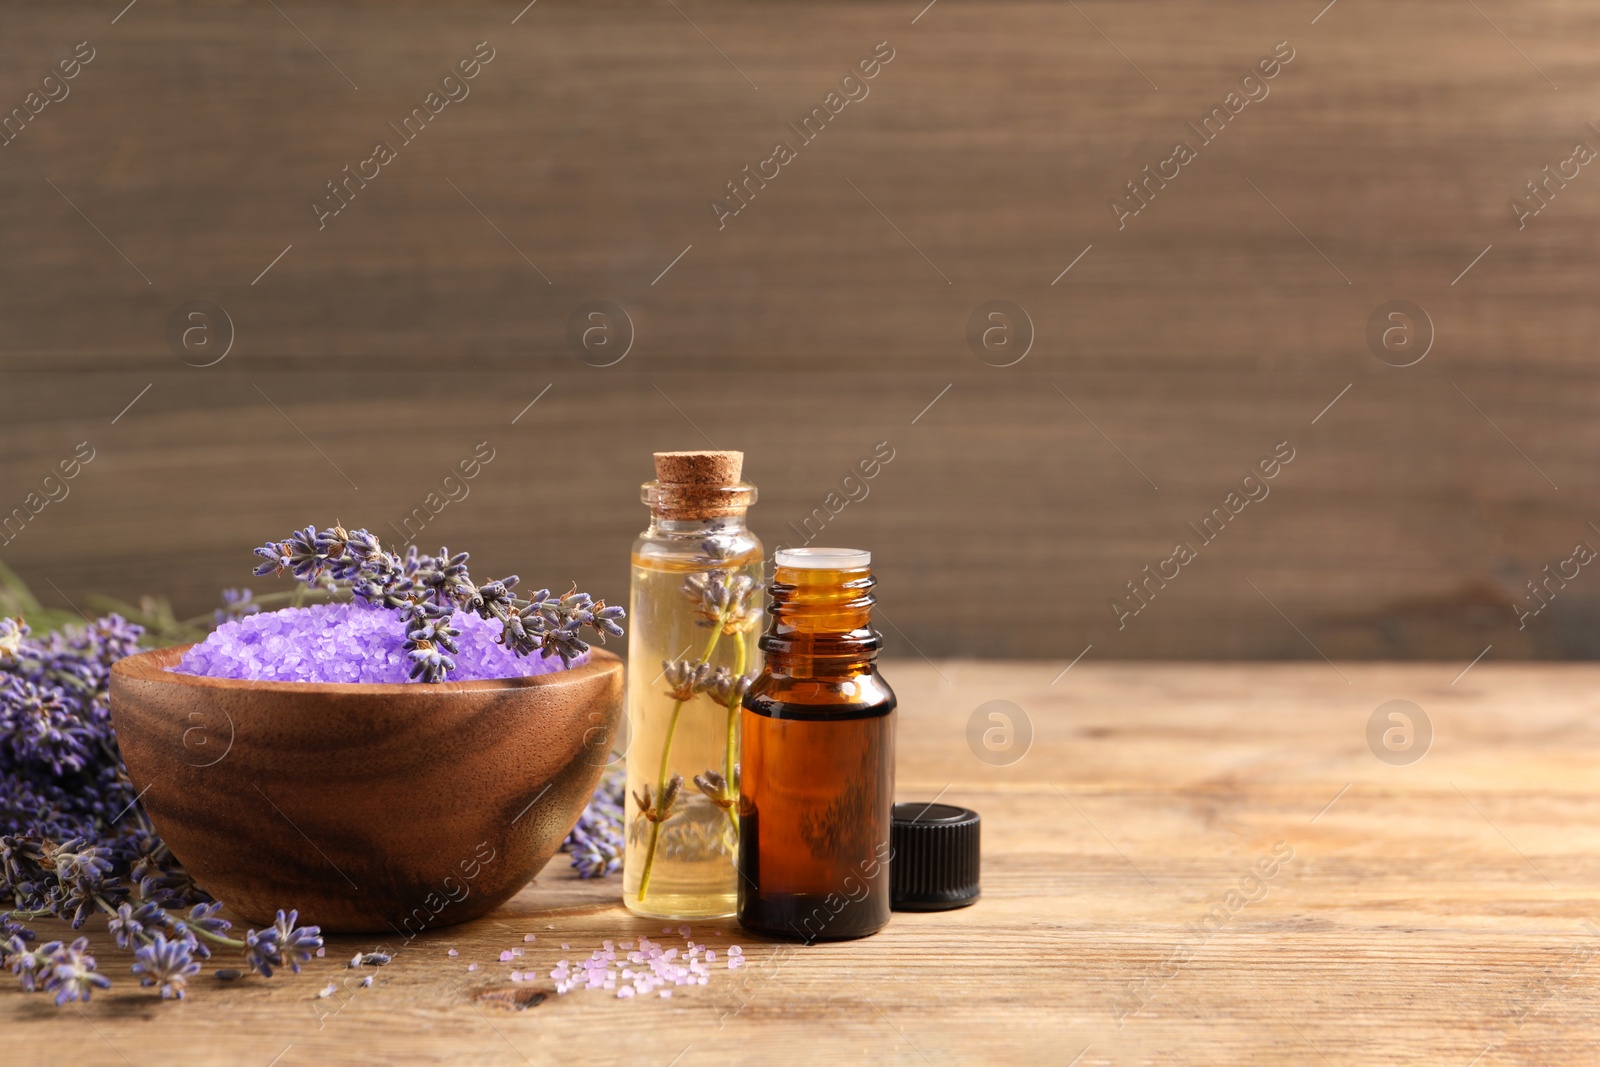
xmin=544 ymin=931 xmax=745 ymax=1001
xmin=360 ymin=975 xmax=374 ymax=988
xmin=468 ymin=964 xmax=478 ymax=972
xmin=318 ymin=983 xmax=337 ymax=998
xmin=447 ymin=948 xmax=459 ymax=957
xmin=499 ymin=950 xmax=514 ymax=962
xmin=524 ymin=934 xmax=536 ymax=942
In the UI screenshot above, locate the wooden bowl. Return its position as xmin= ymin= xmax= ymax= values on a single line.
xmin=109 ymin=645 xmax=623 ymax=933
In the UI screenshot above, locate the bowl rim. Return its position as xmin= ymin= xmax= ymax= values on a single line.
xmin=112 ymin=643 xmax=622 ymax=696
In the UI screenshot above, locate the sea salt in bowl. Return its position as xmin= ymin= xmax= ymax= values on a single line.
xmin=172 ymin=601 xmax=587 ymax=685
xmin=109 ymin=627 xmax=623 ymax=933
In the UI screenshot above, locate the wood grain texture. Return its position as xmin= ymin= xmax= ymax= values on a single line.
xmin=109 ymin=645 xmax=624 ymax=931
xmin=1 ymin=1 xmax=1599 ymax=660
xmin=12 ymin=660 xmax=1600 ymax=1065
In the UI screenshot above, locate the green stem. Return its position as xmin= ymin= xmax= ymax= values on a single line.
xmin=723 ymin=633 xmax=745 ymax=851
xmin=723 ymin=636 xmax=746 ymax=822
xmin=635 ymin=700 xmax=684 ymax=902
xmin=93 ymin=893 xmax=246 ymax=950
xmin=637 ymin=623 xmax=726 ymax=902
xmin=188 ymin=924 xmax=246 ymax=950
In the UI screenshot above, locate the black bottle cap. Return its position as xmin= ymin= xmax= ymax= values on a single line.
xmin=890 ymin=802 xmax=980 ymax=911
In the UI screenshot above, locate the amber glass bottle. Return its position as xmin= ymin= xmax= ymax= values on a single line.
xmin=738 ymin=547 xmax=895 ymax=942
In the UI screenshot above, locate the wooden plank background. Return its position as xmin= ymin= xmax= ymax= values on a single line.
xmin=1 ymin=0 xmax=1598 ymax=660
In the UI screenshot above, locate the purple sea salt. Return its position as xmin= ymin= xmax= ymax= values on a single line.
xmin=543 ymin=933 xmax=744 ymax=1000
xmin=171 ymin=601 xmax=587 ymax=684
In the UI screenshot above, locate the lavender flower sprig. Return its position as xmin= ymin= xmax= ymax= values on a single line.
xmin=131 ymin=932 xmax=201 ymax=999
xmin=251 ymin=525 xmax=624 ymax=682
xmin=39 ymin=938 xmax=110 ymax=1005
xmin=560 ymin=767 xmax=624 ymax=879
xmin=0 ymin=610 xmax=324 ymax=1004
xmin=243 ymin=909 xmax=322 ymax=978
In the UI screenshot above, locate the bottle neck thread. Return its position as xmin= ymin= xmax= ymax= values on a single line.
xmin=759 ymin=565 xmax=880 ymax=678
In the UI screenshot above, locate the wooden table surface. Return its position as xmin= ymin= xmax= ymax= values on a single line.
xmin=9 ymin=660 xmax=1600 ymax=1065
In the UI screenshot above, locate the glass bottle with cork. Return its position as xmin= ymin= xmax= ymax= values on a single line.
xmin=624 ymin=450 xmax=763 ymax=919
xmin=738 ymin=547 xmax=896 ymax=941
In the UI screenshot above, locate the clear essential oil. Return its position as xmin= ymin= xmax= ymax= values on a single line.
xmin=623 ymin=451 xmax=763 ymax=920
xmin=738 ymin=547 xmax=896 ymax=941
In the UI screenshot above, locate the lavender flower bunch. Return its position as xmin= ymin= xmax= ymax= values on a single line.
xmin=560 ymin=767 xmax=624 ymax=879
xmin=251 ymin=525 xmax=625 ymax=682
xmin=0 ymin=614 xmax=324 ymax=1003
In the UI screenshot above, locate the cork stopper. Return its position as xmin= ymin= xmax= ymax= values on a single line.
xmin=653 ymin=450 xmax=743 ymax=486
xmin=646 ymin=450 xmax=754 ymax=520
